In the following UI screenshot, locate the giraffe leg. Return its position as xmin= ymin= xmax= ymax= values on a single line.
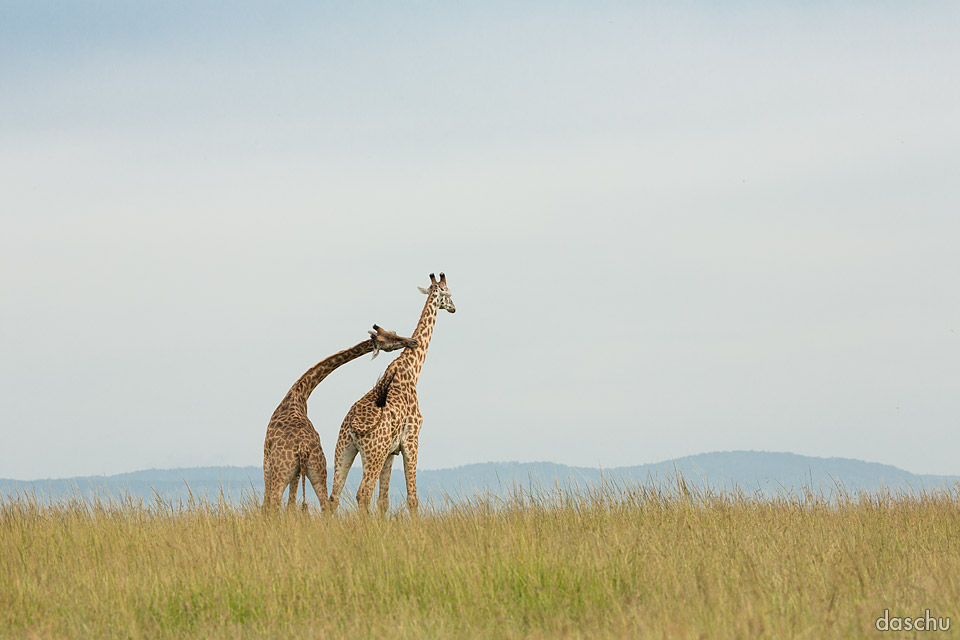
xmin=285 ymin=445 xmax=304 ymax=511
xmin=401 ymin=438 xmax=420 ymax=515
xmin=287 ymin=471 xmax=300 ymax=510
xmin=262 ymin=439 xmax=271 ymax=509
xmin=377 ymin=453 xmax=397 ymax=515
xmin=357 ymin=446 xmax=389 ymax=515
xmin=329 ymin=430 xmax=358 ymax=514
xmin=262 ymin=460 xmax=272 ymax=512
xmin=272 ymin=449 xmax=299 ymax=513
xmin=264 ymin=460 xmax=290 ymax=513
xmin=304 ymin=442 xmax=329 ymax=514
xmin=301 ymin=474 xmax=308 ymax=511
xmin=263 ymin=448 xmax=290 ymax=512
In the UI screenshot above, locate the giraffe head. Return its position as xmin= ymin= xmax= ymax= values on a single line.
xmin=417 ymin=272 xmax=456 ymax=313
xmin=368 ymin=324 xmax=419 ymax=360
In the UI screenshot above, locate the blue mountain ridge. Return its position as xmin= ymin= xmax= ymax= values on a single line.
xmin=2 ymin=451 xmax=956 ymax=507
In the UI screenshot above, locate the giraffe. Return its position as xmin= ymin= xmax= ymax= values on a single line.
xmin=262 ymin=325 xmax=418 ymax=512
xmin=329 ymin=272 xmax=456 ymax=515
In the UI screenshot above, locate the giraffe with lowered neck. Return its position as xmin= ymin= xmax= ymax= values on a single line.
xmin=329 ymin=272 xmax=456 ymax=515
xmin=262 ymin=325 xmax=418 ymax=512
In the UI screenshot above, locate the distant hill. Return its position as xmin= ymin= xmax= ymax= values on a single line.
xmin=2 ymin=451 xmax=957 ymax=507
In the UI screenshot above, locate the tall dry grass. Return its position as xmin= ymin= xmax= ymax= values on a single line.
xmin=2 ymin=480 xmax=958 ymax=639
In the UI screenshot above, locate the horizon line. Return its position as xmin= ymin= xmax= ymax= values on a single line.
xmin=3 ymin=450 xmax=957 ymax=483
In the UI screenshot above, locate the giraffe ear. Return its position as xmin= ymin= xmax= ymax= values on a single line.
xmin=417 ymin=286 xmax=430 ymax=294
xmin=371 ymin=348 xmax=380 ymax=360
xmin=368 ymin=330 xmax=377 ymax=337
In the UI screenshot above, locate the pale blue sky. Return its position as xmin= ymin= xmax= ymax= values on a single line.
xmin=2 ymin=2 xmax=958 ymax=480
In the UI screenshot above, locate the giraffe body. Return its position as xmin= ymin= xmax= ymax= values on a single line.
xmin=262 ymin=326 xmax=417 ymax=512
xmin=330 ymin=273 xmax=455 ymax=515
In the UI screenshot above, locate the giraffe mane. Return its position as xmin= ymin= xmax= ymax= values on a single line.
xmin=374 ymin=370 xmax=396 ymax=407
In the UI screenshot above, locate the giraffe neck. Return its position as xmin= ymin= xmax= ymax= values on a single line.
xmin=283 ymin=339 xmax=374 ymax=413
xmin=396 ymin=291 xmax=440 ymax=385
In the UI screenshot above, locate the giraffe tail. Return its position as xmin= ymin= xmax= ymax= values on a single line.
xmin=301 ymin=472 xmax=306 ymax=510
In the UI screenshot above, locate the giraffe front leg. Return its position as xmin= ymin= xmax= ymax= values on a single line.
xmin=401 ymin=435 xmax=420 ymax=515
xmin=377 ymin=454 xmax=397 ymax=516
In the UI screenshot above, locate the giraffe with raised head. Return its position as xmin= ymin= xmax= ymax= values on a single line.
xmin=262 ymin=325 xmax=418 ymax=512
xmin=329 ymin=272 xmax=456 ymax=515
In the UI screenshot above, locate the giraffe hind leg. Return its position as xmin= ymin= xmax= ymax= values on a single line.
xmin=263 ymin=456 xmax=291 ymax=513
xmin=304 ymin=444 xmax=330 ymax=514
xmin=266 ymin=450 xmax=298 ymax=513
xmin=329 ymin=431 xmax=358 ymax=513
xmin=377 ymin=453 xmax=397 ymax=515
xmin=287 ymin=470 xmax=300 ymax=510
xmin=262 ymin=463 xmax=271 ymax=511
xmin=263 ymin=447 xmax=292 ymax=511
xmin=357 ymin=447 xmax=389 ymax=515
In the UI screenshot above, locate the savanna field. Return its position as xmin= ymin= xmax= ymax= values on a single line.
xmin=2 ymin=483 xmax=959 ymax=639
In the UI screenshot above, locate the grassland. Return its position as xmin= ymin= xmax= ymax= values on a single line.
xmin=2 ymin=481 xmax=959 ymax=639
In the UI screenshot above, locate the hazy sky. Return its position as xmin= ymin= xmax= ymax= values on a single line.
xmin=2 ymin=2 xmax=958 ymax=480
